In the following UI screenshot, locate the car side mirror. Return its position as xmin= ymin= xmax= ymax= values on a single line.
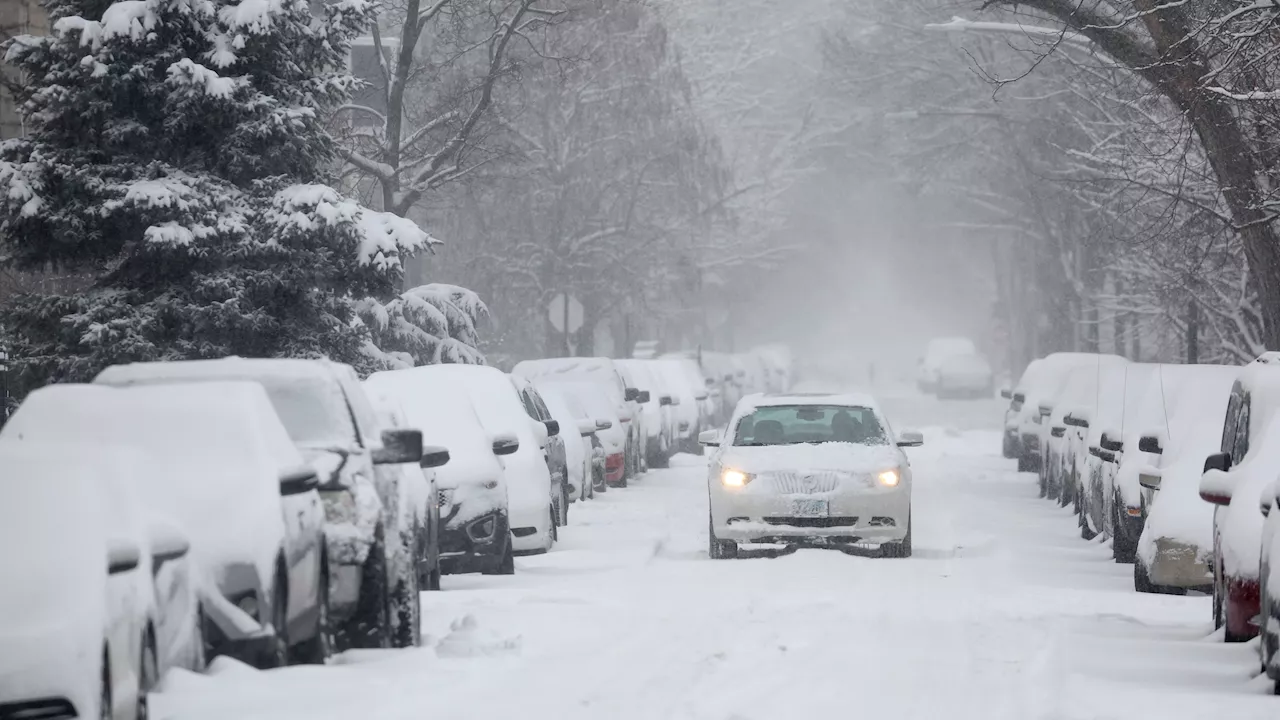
xmin=577 ymin=419 xmax=597 ymax=436
xmin=544 ymin=420 xmax=560 ymax=437
xmin=420 ymin=445 xmax=450 ymax=469
xmin=1063 ymin=414 xmax=1089 ymax=428
xmin=625 ymin=388 xmax=640 ymax=402
xmin=705 ymin=378 xmax=715 ymax=387
xmin=896 ymin=430 xmax=924 ymax=448
xmin=1138 ymin=472 xmax=1161 ymax=490
xmin=492 ymin=434 xmax=520 ymax=456
xmin=279 ymin=465 xmax=321 ymax=496
xmin=1039 ymin=404 xmax=1052 ymax=418
xmin=148 ymin=523 xmax=191 ymax=565
xmin=1200 ymin=455 xmax=1233 ymax=505
xmin=595 ymin=418 xmax=613 ymax=431
xmin=373 ymin=428 xmax=424 ymax=465
xmin=695 ymin=392 xmax=709 ymax=401
xmin=1138 ymin=435 xmax=1162 ymax=454
xmin=1050 ymin=426 xmax=1065 ymax=438
xmin=1100 ymin=432 xmax=1123 ymax=452
xmin=670 ymin=396 xmax=682 ymax=407
xmin=637 ymin=390 xmax=651 ymax=404
xmin=1203 ymin=452 xmax=1231 ymax=474
xmin=698 ymin=429 xmax=720 ymax=447
xmin=660 ymin=395 xmax=674 ymax=406
xmin=1000 ymin=388 xmax=1012 ymax=399
xmin=107 ymin=540 xmax=141 ymax=575
xmin=1013 ymin=392 xmax=1025 ymax=403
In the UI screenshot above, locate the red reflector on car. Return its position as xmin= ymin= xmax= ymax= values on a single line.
xmin=1126 ymin=507 xmax=1142 ymax=517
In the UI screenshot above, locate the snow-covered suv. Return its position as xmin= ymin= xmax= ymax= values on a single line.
xmin=95 ymin=358 xmax=426 ymax=651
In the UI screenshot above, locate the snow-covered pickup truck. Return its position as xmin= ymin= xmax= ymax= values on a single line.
xmin=96 ymin=357 xmax=430 ymax=651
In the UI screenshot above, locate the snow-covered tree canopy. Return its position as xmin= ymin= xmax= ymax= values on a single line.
xmin=0 ymin=0 xmax=441 ymax=388
xmin=359 ymin=282 xmax=488 ymax=367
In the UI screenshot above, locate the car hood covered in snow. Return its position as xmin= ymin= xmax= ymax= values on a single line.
xmin=718 ymin=442 xmax=902 ymax=476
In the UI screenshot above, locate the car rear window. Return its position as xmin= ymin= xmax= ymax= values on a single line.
xmin=733 ymin=405 xmax=887 ymax=447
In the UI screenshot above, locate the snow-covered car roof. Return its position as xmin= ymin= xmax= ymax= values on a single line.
xmin=96 ymin=356 xmax=346 ymax=384
xmin=95 ymin=356 xmax=370 ymax=448
xmin=739 ymin=391 xmax=881 ymax=411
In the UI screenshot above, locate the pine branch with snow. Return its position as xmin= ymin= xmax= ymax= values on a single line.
xmin=0 ymin=0 xmax=440 ymax=389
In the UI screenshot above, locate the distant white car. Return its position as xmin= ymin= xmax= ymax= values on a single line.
xmin=701 ymin=393 xmax=923 ymax=559
xmin=916 ymin=337 xmax=978 ymax=393
xmin=0 ymin=446 xmax=168 ymax=720
xmin=933 ymin=353 xmax=994 ymax=399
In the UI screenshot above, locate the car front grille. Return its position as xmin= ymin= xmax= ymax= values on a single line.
xmin=764 ymin=471 xmax=845 ymax=494
xmin=762 ymin=516 xmax=858 ymax=528
xmin=0 ymin=698 xmax=79 ymax=720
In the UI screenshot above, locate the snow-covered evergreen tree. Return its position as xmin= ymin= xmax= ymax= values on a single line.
xmin=0 ymin=0 xmax=435 ymax=389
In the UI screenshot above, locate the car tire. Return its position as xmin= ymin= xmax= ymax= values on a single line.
xmin=1112 ymin=499 xmax=1137 ymax=564
xmin=561 ymin=485 xmax=571 ymax=526
xmin=341 ymin=529 xmax=392 ymax=650
xmin=261 ymin=571 xmax=290 ymax=668
xmin=100 ymin=650 xmax=112 ymax=720
xmin=292 ymin=563 xmax=333 ymax=664
xmin=423 ymin=522 xmax=443 ymax=592
xmin=390 ymin=557 xmax=421 ymax=649
xmin=707 ymin=515 xmax=737 ymax=560
xmin=491 ymin=536 xmax=516 ymax=575
xmin=883 ymin=516 xmax=913 ymax=559
xmin=137 ymin=630 xmax=157 ymax=720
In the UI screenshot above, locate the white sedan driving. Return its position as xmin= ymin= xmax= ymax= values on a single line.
xmin=702 ymin=393 xmax=922 ymax=559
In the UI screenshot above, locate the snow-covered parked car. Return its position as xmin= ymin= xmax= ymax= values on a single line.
xmin=618 ymin=359 xmax=675 ymax=468
xmin=513 ymin=357 xmax=642 ymax=481
xmin=1198 ymin=357 xmax=1280 ymax=642
xmin=94 ymin=358 xmax=425 ymax=651
xmin=365 ymin=368 xmax=515 ymax=575
xmin=543 ymin=380 xmax=626 ymax=490
xmin=660 ymin=354 xmax=714 ymax=439
xmin=1078 ymin=363 xmax=1156 ymax=541
xmin=701 ymin=393 xmax=923 ymax=559
xmin=3 ymin=381 xmax=332 ymax=667
xmin=431 ymin=365 xmax=559 ymax=555
xmin=654 ymin=358 xmax=704 ymax=455
xmin=0 ymin=447 xmax=167 ymax=720
xmin=1131 ymin=364 xmax=1239 ymax=593
xmin=511 ymin=374 xmax=571 ymax=525
xmin=1000 ymin=358 xmax=1042 ymax=459
xmin=933 ymin=352 xmax=994 ymax=399
xmin=540 ymin=382 xmax=612 ymax=498
xmin=362 ymin=388 xmax=450 ymax=641
xmin=1260 ymin=478 xmax=1280 ymax=691
xmin=1012 ymin=352 xmax=1126 ymax=475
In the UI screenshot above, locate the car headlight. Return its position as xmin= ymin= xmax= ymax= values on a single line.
xmin=721 ymin=468 xmax=752 ymax=488
xmin=877 ymin=469 xmax=901 ymax=487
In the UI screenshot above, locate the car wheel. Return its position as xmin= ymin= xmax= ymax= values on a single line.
xmin=262 ymin=571 xmax=290 ymax=668
xmin=293 ymin=565 xmax=333 ymax=664
xmin=391 ymin=557 xmax=421 ymax=649
xmin=100 ymin=650 xmax=112 ymax=720
xmin=137 ymin=631 xmax=157 ymax=720
xmin=561 ymin=485 xmax=571 ymax=526
xmin=341 ymin=529 xmax=392 ymax=650
xmin=884 ymin=515 xmax=913 ymax=558
xmin=707 ymin=515 xmax=737 ymax=559
xmin=494 ymin=536 xmax=516 ymax=575
xmin=1112 ymin=499 xmax=1137 ymax=564
xmin=1134 ymin=557 xmax=1153 ymax=593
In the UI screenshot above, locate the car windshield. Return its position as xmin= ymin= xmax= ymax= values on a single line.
xmin=733 ymin=404 xmax=887 ymax=447
xmin=256 ymin=376 xmax=358 ymax=448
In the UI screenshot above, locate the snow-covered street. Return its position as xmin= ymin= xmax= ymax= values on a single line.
xmin=153 ymin=394 xmax=1277 ymax=720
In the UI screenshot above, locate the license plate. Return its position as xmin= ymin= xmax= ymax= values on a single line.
xmin=790 ymin=498 xmax=829 ymax=517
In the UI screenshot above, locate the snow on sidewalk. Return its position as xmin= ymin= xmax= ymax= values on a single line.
xmin=153 ymin=427 xmax=1277 ymax=720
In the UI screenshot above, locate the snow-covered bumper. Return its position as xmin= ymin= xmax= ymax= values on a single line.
xmin=710 ymin=472 xmax=910 ymax=545
xmin=1146 ymin=538 xmax=1213 ymax=590
xmin=0 ymin=624 xmax=100 ymax=720
xmin=438 ymin=479 xmax=509 ymax=573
